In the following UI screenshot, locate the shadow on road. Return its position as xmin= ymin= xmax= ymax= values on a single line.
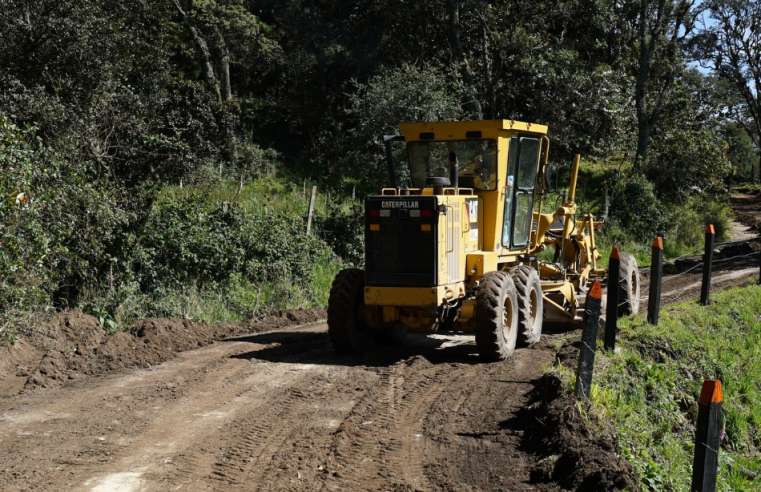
xmin=221 ymin=329 xmax=493 ymax=367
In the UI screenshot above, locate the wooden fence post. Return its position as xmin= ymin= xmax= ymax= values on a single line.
xmin=701 ymin=225 xmax=715 ymax=306
xmin=691 ymin=380 xmax=723 ymax=492
xmin=576 ymin=281 xmax=603 ymax=399
xmin=306 ymin=185 xmax=317 ymax=235
xmin=648 ymin=237 xmax=664 ymax=325
xmin=604 ymin=248 xmax=620 ymax=351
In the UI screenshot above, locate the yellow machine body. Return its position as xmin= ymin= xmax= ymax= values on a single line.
xmin=360 ymin=119 xmax=606 ymax=333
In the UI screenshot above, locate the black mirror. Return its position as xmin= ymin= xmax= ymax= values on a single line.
xmin=352 ymin=204 xmax=362 ymax=215
xmin=437 ymin=204 xmax=447 ymax=215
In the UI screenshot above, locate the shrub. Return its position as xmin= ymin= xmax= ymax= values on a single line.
xmin=608 ymin=173 xmax=670 ymax=242
xmin=0 ymin=117 xmax=128 ymax=311
xmin=136 ymin=197 xmax=338 ymax=294
xmin=314 ymin=203 xmax=364 ymax=267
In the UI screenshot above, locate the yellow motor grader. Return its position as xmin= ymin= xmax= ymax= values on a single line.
xmin=328 ymin=120 xmax=640 ymax=361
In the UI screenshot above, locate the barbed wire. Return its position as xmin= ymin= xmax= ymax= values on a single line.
xmin=660 ymin=262 xmax=703 ymax=284
xmin=712 ymin=251 xmax=760 ymax=264
xmin=640 ymin=236 xmax=760 ymax=274
xmin=654 ymin=264 xmax=759 ymax=304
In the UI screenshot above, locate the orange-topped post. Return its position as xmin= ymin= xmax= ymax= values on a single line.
xmin=648 ymin=237 xmax=664 ymax=325
xmin=604 ymin=248 xmax=620 ymax=351
xmin=691 ymin=380 xmax=723 ymax=491
xmin=701 ymin=225 xmax=715 ymax=306
xmin=575 ymin=280 xmax=603 ymax=399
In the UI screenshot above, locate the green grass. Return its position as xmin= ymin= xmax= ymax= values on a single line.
xmin=79 ymin=253 xmax=344 ymax=329
xmin=158 ymin=175 xmax=358 ymax=219
xmin=557 ymin=282 xmax=761 ymax=491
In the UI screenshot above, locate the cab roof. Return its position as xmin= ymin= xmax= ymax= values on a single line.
xmin=398 ymin=120 xmax=548 ymax=142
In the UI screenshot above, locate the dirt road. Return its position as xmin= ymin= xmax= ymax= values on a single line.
xmin=0 ymin=324 xmax=564 ymax=492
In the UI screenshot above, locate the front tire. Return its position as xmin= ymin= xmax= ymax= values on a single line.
xmin=510 ymin=266 xmax=544 ymax=346
xmin=327 ymin=269 xmax=371 ymax=354
xmin=475 ymin=271 xmax=520 ymax=361
xmin=618 ymin=252 xmax=640 ymax=316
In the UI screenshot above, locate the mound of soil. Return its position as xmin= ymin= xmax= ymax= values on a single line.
xmin=732 ymin=191 xmax=761 ymax=233
xmin=0 ymin=340 xmax=42 ymax=396
xmin=521 ymin=373 xmax=638 ymax=492
xmin=661 ymin=237 xmax=761 ymax=275
xmin=1 ymin=308 xmax=326 ymax=396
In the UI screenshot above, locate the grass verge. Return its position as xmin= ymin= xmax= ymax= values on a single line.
xmin=554 ymin=282 xmax=761 ymax=491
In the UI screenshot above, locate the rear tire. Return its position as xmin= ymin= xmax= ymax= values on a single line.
xmin=475 ymin=271 xmax=520 ymax=361
xmin=618 ymin=253 xmax=640 ymax=316
xmin=510 ymin=266 xmax=544 ymax=346
xmin=327 ymin=269 xmax=371 ymax=354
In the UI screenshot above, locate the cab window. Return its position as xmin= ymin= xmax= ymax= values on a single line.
xmin=502 ymin=136 xmax=540 ymax=248
xmin=406 ymin=140 xmax=498 ymax=191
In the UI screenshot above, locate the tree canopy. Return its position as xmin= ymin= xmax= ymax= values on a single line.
xmin=0 ymin=0 xmax=755 ymax=315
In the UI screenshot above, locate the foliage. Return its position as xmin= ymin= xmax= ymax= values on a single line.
xmin=343 ymin=64 xmax=464 ymax=190
xmin=314 ymin=204 xmax=364 ymax=267
xmin=724 ymin=123 xmax=758 ymax=183
xmin=86 ymin=305 xmax=118 ymax=333
xmin=646 ymin=128 xmax=731 ymax=200
xmin=608 ymin=173 xmax=671 ymax=242
xmin=696 ymin=0 xmax=761 ymax=164
xmin=575 ymin=284 xmax=761 ymax=491
xmin=137 ymin=196 xmax=336 ymax=295
xmin=0 ymin=117 xmax=129 ymax=311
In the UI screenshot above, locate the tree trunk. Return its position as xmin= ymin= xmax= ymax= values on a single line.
xmin=448 ymin=0 xmax=483 ymax=120
xmin=482 ymin=23 xmax=496 ymax=119
xmin=172 ymin=0 xmax=237 ymax=166
xmin=212 ymin=23 xmax=237 ymax=166
xmin=172 ymin=0 xmax=221 ymax=103
xmin=633 ymin=0 xmax=654 ymax=170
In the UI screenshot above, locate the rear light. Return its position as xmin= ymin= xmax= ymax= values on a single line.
xmin=409 ymin=210 xmax=421 ymax=218
xmin=369 ymin=210 xmax=380 ymax=217
xmin=421 ymin=210 xmax=432 ymax=217
xmin=380 ymin=210 xmax=391 ymax=217
xmin=370 ymin=224 xmax=380 ymax=231
xmin=421 ymin=224 xmax=431 ymax=231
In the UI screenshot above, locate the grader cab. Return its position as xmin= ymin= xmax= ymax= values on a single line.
xmin=328 ymin=120 xmax=640 ymax=361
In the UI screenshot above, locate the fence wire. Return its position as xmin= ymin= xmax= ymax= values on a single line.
xmin=640 ymin=236 xmax=760 ymax=275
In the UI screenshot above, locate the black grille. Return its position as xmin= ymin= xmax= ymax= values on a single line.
xmin=365 ymin=197 xmax=437 ymax=287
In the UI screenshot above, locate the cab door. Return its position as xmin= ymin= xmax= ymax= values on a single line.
xmin=501 ymin=135 xmax=541 ymax=250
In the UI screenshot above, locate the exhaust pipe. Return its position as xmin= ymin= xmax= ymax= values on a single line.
xmin=449 ymin=152 xmax=459 ymax=195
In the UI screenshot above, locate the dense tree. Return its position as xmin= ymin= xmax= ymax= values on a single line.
xmin=629 ymin=0 xmax=702 ymax=169
xmin=0 ymin=0 xmax=740 ymax=312
xmin=696 ymin=0 xmax=761 ymax=164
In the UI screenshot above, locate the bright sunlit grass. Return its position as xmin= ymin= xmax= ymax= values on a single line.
xmin=563 ymin=282 xmax=761 ymax=491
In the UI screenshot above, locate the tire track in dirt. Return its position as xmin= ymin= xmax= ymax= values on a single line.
xmin=209 ymin=373 xmax=337 ymax=489
xmin=77 ymin=344 xmax=308 ymax=492
xmin=325 ymin=358 xmax=480 ymax=491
